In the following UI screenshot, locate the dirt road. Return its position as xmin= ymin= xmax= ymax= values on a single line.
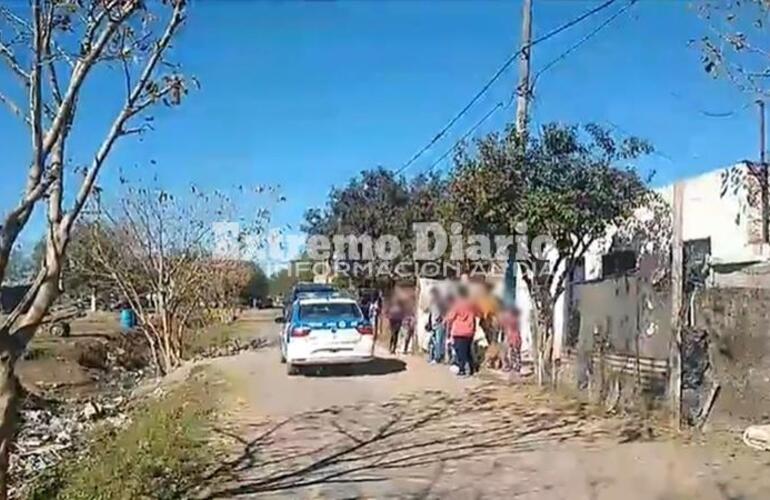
xmin=203 ymin=312 xmax=770 ymax=500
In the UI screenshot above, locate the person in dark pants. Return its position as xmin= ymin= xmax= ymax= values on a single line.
xmin=453 ymin=337 xmax=473 ymax=375
xmin=388 ymin=301 xmax=403 ymax=354
xmin=443 ymin=286 xmax=479 ymax=376
xmin=401 ymin=313 xmax=415 ymax=355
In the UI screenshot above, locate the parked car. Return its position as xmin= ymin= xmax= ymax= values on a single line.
xmin=277 ymin=295 xmax=374 ymax=375
xmin=253 ymin=297 xmax=273 ymax=309
xmin=282 ymin=282 xmax=336 ymax=317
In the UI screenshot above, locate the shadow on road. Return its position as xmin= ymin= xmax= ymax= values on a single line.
xmin=194 ymin=385 xmax=625 ymax=499
xmin=298 ymin=357 xmax=407 ymax=378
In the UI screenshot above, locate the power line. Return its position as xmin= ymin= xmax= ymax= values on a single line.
xmin=605 ymin=120 xmax=676 ymax=164
xmin=397 ymin=0 xmax=619 ymax=175
xmin=531 ymin=0 xmax=638 ymax=92
xmin=424 ymin=101 xmax=507 ymax=174
xmin=669 ymin=91 xmax=753 ymax=119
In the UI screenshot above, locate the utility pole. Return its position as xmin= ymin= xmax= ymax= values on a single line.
xmin=515 ymin=0 xmax=533 ymax=136
xmin=506 ymin=0 xmax=533 ymax=322
xmin=669 ymin=181 xmax=684 ymax=429
xmin=507 ymin=0 xmax=533 ymax=341
xmin=758 ymin=99 xmax=768 ymax=243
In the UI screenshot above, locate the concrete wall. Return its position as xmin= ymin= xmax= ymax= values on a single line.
xmin=712 ymin=261 xmax=770 ymax=289
xmin=695 ymin=287 xmax=770 ymax=429
xmin=572 ymin=274 xmax=671 ymax=360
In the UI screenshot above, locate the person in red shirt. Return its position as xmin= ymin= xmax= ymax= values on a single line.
xmin=443 ymin=286 xmax=479 ymax=376
xmin=499 ymin=305 xmax=522 ymax=373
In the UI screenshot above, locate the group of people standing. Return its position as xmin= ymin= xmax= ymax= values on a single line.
xmin=423 ymin=285 xmax=523 ymax=377
xmin=360 ymin=290 xmax=417 ymax=355
xmin=366 ymin=283 xmax=523 ymax=377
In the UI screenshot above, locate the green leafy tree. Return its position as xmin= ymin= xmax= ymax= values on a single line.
xmin=441 ymin=129 xmax=526 ymax=270
xmin=268 ymin=268 xmax=295 ymax=297
xmin=517 ymin=124 xmax=651 ymax=383
xmin=404 ymin=172 xmax=448 ymax=271
xmin=305 ymin=168 xmax=451 ymax=286
xmin=443 ymin=123 xmax=652 ymax=384
xmin=241 ymin=262 xmax=269 ymax=303
xmin=302 ymin=168 xmax=415 ymax=287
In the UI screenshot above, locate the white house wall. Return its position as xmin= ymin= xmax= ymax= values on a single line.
xmin=519 ymin=163 xmax=762 ymax=363
xmin=656 ymin=165 xmax=759 ymax=263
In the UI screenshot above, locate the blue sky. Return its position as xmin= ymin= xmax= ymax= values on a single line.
xmin=0 ymin=0 xmax=759 ymax=252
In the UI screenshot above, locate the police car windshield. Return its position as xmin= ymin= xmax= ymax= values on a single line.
xmin=299 ymin=303 xmax=362 ymax=321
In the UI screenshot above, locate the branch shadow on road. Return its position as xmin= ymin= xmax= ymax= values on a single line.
xmin=297 ymin=357 xmax=406 ymax=378
xmin=193 ymin=385 xmax=618 ymax=499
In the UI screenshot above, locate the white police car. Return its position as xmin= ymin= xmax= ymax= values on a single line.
xmin=278 ymin=296 xmax=374 ymax=375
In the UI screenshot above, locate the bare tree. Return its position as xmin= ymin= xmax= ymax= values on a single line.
xmin=205 ymin=259 xmax=255 ymax=323
xmin=83 ymin=187 xmax=211 ymax=374
xmin=74 ymin=183 xmax=272 ymax=375
xmin=0 ymin=0 xmax=190 ymax=495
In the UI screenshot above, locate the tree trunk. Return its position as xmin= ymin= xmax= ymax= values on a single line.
xmin=532 ymin=296 xmax=554 ymax=387
xmin=0 ymin=240 xmax=62 ymax=496
xmin=0 ymin=350 xmax=20 ymax=500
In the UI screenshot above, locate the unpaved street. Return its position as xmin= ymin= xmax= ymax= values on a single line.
xmin=202 ymin=312 xmax=770 ymax=500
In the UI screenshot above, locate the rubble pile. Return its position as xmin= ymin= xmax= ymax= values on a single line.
xmin=12 ymin=398 xmax=125 ymax=481
xmin=9 ymin=366 xmax=148 ymax=494
xmin=8 ymin=331 xmax=267 ymax=494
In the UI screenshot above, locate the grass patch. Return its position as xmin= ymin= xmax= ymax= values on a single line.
xmin=27 ymin=366 xmax=227 ymax=500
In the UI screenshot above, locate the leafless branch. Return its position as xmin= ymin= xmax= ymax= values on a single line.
xmin=0 ymin=92 xmax=25 ymax=122
xmin=62 ymin=1 xmax=186 ymax=231
xmin=40 ymin=0 xmax=140 ymax=160
xmin=0 ymin=41 xmax=29 ymax=83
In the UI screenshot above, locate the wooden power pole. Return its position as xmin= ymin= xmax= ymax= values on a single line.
xmin=506 ymin=0 xmax=533 ymax=324
xmin=669 ymin=182 xmax=684 ymax=429
xmin=515 ymin=0 xmax=533 ymax=135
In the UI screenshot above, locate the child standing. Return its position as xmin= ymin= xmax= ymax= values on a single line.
xmin=499 ymin=305 xmax=522 ymax=373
